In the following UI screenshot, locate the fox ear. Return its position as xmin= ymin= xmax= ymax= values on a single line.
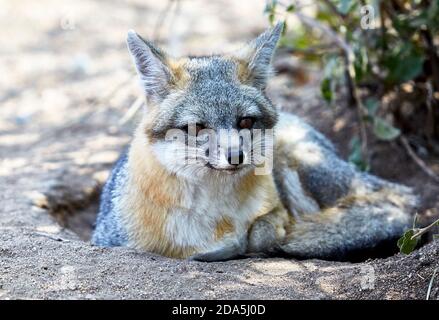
xmin=127 ymin=30 xmax=172 ymax=103
xmin=236 ymin=22 xmax=283 ymax=89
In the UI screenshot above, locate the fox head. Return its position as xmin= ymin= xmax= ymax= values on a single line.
xmin=127 ymin=23 xmax=282 ymax=180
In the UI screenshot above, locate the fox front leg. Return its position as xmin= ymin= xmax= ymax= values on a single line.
xmin=247 ymin=206 xmax=291 ymax=254
xmin=190 ymin=205 xmax=291 ymax=261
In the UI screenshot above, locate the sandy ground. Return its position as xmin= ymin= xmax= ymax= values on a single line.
xmin=0 ymin=0 xmax=438 ymax=299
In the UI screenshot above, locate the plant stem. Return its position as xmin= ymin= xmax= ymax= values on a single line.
xmin=411 ymin=217 xmax=439 ymax=241
xmin=321 ymin=0 xmax=347 ymax=20
xmin=400 ymin=136 xmax=439 ymax=184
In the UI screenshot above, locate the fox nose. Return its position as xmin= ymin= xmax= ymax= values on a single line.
xmin=227 ymin=149 xmax=245 ymax=165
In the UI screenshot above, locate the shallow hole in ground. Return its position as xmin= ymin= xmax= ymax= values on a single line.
xmin=37 ymin=175 xmax=102 ymax=241
xmin=49 ymin=194 xmax=99 ymax=241
xmin=40 ymin=176 xmax=433 ymax=262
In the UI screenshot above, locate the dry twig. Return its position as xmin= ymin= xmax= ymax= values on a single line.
xmin=410 ymin=217 xmax=439 ymax=241
xmin=400 ymin=136 xmax=439 ymax=184
xmin=119 ymin=96 xmax=145 ymax=125
xmin=426 ymin=268 xmax=438 ymax=300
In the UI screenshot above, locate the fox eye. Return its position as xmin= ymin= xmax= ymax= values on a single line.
xmin=238 ymin=117 xmax=254 ymax=130
xmin=195 ymin=124 xmax=205 ymax=135
xmin=178 ymin=125 xmax=189 ymax=133
xmin=178 ymin=123 xmax=205 ymax=135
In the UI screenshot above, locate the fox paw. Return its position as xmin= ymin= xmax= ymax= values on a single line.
xmin=188 ymin=236 xmax=247 ymax=262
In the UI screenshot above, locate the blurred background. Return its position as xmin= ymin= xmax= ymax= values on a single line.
xmin=0 ymin=0 xmax=268 ymax=136
xmin=0 ymin=0 xmax=438 ymax=237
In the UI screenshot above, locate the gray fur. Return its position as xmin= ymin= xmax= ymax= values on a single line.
xmin=93 ymin=25 xmax=283 ymax=249
xmin=149 ymin=58 xmax=278 ymax=139
xmin=279 ymin=201 xmax=413 ymax=260
xmin=126 ymin=30 xmax=172 ymax=102
xmin=92 ymin=151 xmax=129 ymax=247
xmin=93 ymin=24 xmax=418 ymax=261
xmin=269 ymin=113 xmax=418 ymax=260
xmin=241 ymin=22 xmax=283 ymax=89
xmin=247 ymin=219 xmax=278 ymax=253
xmin=273 ymin=113 xmax=355 ymax=208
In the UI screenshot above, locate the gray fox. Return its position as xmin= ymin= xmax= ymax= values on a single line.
xmin=92 ymin=23 xmax=418 ymax=261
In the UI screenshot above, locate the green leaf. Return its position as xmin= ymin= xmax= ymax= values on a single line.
xmin=426 ymin=0 xmax=439 ymax=31
xmin=408 ymin=13 xmax=429 ymax=29
xmin=397 ymin=229 xmax=419 ymax=254
xmin=281 ymin=19 xmax=287 ymax=36
xmin=269 ymin=12 xmax=275 ymax=25
xmin=384 ymin=43 xmax=425 ymax=84
xmin=393 ymin=54 xmax=424 ymax=83
xmin=348 ymin=136 xmax=369 ymax=171
xmin=286 ymin=4 xmax=295 ymax=12
xmin=264 ymin=0 xmax=277 ymax=13
xmin=320 ymin=55 xmax=345 ymax=105
xmin=397 ymin=236 xmax=404 ymax=250
xmin=320 ymin=78 xmax=333 ymax=103
xmin=365 ymin=98 xmax=379 ymax=118
xmin=373 ymin=117 xmax=401 ymax=141
xmin=353 ymin=45 xmax=368 ymax=82
xmin=392 ymin=14 xmax=418 ymax=36
xmin=338 ymin=0 xmax=354 ymax=15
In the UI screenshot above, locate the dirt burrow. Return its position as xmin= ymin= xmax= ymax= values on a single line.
xmin=0 ymin=122 xmax=437 ymax=300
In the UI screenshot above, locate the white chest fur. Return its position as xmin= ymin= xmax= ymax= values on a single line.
xmin=164 ymin=175 xmax=271 ymax=251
